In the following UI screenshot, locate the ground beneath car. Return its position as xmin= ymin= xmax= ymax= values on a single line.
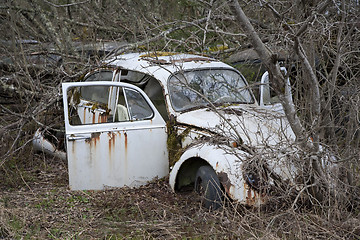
xmin=0 ymin=154 xmax=236 ymax=239
xmin=1 ymin=153 xmax=359 ymax=239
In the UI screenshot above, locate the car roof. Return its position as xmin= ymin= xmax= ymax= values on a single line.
xmin=105 ymin=52 xmax=235 ymax=84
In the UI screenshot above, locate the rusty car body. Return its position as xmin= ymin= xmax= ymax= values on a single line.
xmin=34 ymin=52 xmax=300 ymax=209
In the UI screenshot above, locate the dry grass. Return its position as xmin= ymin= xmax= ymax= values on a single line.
xmin=1 ymin=152 xmax=359 ymax=239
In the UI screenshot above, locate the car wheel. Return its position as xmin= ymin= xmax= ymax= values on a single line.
xmin=194 ymin=165 xmax=223 ymax=210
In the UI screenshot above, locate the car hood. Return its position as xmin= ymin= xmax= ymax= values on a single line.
xmin=176 ymin=105 xmax=295 ymax=147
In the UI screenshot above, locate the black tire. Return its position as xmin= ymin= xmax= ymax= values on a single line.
xmin=194 ymin=165 xmax=223 ymax=210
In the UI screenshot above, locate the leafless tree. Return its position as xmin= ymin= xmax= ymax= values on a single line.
xmin=227 ymin=0 xmax=359 ymax=206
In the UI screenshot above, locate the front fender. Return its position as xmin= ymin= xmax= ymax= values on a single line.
xmin=169 ymin=143 xmax=266 ymax=206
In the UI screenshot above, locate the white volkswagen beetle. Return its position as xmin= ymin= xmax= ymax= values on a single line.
xmin=34 ymin=52 xmax=300 ymax=209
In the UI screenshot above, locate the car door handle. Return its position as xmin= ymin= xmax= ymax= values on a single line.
xmin=68 ymin=135 xmax=91 ymax=141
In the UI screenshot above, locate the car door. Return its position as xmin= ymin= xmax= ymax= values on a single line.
xmin=63 ymin=81 xmax=169 ymax=190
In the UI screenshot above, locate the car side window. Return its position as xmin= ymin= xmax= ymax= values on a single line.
xmin=68 ymin=85 xmax=153 ymax=125
xmin=124 ymin=88 xmax=153 ymax=120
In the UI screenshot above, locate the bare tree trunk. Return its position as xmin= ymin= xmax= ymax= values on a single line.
xmin=228 ymin=0 xmax=307 ymax=144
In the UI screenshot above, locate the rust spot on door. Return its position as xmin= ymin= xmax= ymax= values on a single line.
xmin=107 ymin=132 xmax=117 ymax=164
xmin=83 ymin=108 xmax=86 ymax=123
xmin=99 ymin=113 xmax=108 ymax=123
xmin=108 ymin=132 xmax=114 ymax=152
xmin=91 ymin=132 xmax=101 ymax=138
xmin=90 ymin=132 xmax=101 ymax=147
xmin=124 ymin=132 xmax=128 ymax=155
xmin=92 ymin=112 xmax=96 ymax=123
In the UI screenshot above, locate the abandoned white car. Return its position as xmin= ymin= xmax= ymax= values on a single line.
xmin=34 ymin=52 xmax=299 ymax=209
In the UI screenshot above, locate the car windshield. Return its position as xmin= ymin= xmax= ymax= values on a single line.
xmin=168 ymin=69 xmax=254 ymax=111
